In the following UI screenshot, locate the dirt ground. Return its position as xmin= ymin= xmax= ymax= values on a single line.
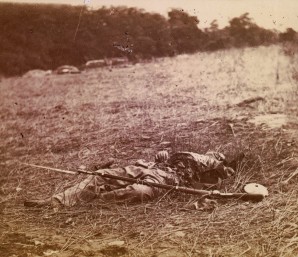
xmin=0 ymin=45 xmax=297 ymax=257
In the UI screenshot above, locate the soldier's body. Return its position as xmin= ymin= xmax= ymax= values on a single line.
xmin=24 ymin=151 xmax=240 ymax=208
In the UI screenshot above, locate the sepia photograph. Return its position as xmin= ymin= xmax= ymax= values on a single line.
xmin=0 ymin=0 xmax=297 ymax=256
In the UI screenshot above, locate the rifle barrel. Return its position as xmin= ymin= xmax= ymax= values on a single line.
xmin=22 ymin=162 xmax=264 ymax=201
xmin=92 ymin=171 xmax=264 ymax=201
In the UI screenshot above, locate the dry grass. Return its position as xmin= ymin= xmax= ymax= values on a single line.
xmin=0 ymin=45 xmax=297 ymax=257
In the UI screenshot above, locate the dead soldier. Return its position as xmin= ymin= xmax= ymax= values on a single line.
xmin=24 ymin=150 xmax=242 ymax=208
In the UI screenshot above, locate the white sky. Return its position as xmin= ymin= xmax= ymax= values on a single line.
xmin=2 ymin=0 xmax=298 ymax=32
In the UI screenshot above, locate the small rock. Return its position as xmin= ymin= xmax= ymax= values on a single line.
xmin=193 ymin=201 xmax=199 ymax=210
xmin=34 ymin=240 xmax=45 ymax=246
xmin=159 ymin=141 xmax=171 ymax=147
xmin=108 ymin=240 xmax=125 ymax=246
xmin=190 ymin=223 xmax=196 ymax=229
xmin=141 ymin=135 xmax=151 ymax=140
xmin=65 ymin=218 xmax=72 ymax=224
xmin=174 ymin=231 xmax=185 ymax=237
xmin=164 ymin=223 xmax=174 ymax=228
xmin=43 ymin=250 xmax=59 ymax=256
xmin=195 ymin=119 xmax=204 ymax=123
xmin=43 ymin=214 xmax=50 ymax=219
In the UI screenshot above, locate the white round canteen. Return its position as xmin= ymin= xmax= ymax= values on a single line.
xmin=244 ymin=183 xmax=269 ymax=196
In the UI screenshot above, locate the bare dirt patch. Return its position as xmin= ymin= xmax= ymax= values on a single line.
xmin=248 ymin=114 xmax=298 ymax=129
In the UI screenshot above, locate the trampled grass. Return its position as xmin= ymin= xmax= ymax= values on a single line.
xmin=0 ymin=45 xmax=297 ymax=256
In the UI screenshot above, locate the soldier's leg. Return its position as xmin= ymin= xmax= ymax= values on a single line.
xmin=53 ymin=168 xmax=131 ymax=206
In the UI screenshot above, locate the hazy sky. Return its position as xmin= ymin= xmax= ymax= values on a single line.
xmin=3 ymin=0 xmax=298 ymax=31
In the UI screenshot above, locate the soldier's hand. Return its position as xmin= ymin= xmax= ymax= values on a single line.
xmin=155 ymin=150 xmax=169 ymax=163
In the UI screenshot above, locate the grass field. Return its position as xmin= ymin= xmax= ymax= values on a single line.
xmin=0 ymin=45 xmax=297 ymax=257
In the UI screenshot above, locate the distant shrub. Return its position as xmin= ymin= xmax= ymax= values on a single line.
xmin=279 ymin=28 xmax=298 ymax=42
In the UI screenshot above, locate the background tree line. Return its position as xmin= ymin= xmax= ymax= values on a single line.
xmin=0 ymin=3 xmax=297 ymax=76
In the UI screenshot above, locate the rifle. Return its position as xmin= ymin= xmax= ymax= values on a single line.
xmin=21 ymin=162 xmax=265 ymax=202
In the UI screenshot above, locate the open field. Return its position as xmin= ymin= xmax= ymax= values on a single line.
xmin=0 ymin=45 xmax=297 ymax=257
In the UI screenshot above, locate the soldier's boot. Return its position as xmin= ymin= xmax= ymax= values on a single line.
xmin=24 ymin=197 xmax=62 ymax=208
